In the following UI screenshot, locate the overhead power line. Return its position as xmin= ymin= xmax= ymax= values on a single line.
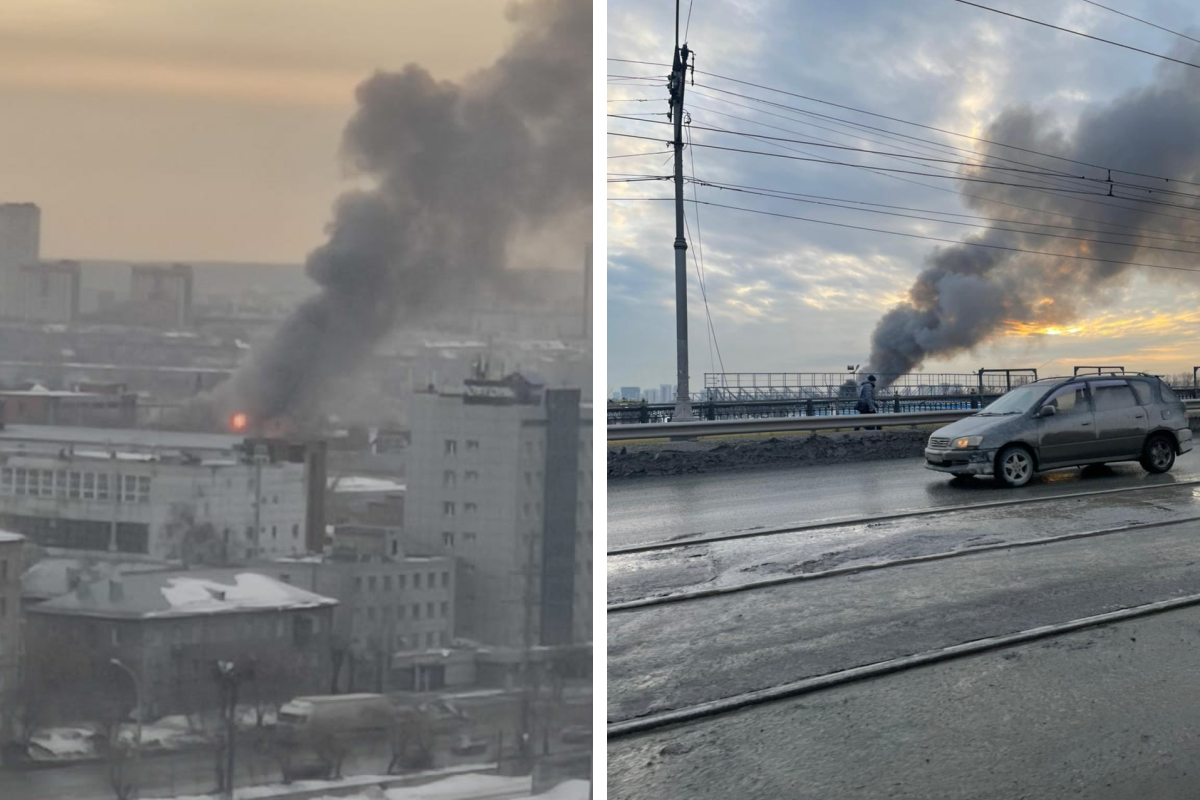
xmin=951 ymin=0 xmax=1200 ymax=71
xmin=607 ymin=197 xmax=1200 ymax=275
xmin=1078 ymin=0 xmax=1200 ymax=45
xmin=686 ymin=71 xmax=1200 ymax=188
xmin=686 ymin=178 xmax=1200 ymax=256
xmin=608 ymin=131 xmax=1129 ymax=196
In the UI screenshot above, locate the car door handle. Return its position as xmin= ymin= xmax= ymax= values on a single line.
xmin=1080 ymin=421 xmax=1091 ymax=426
xmin=1134 ymin=413 xmax=1145 ymax=419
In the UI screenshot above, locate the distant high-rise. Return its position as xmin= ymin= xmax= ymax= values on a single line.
xmin=0 ymin=203 xmax=41 ymax=319
xmin=660 ymin=384 xmax=674 ymax=403
xmin=619 ymin=386 xmax=641 ymax=400
xmin=130 ymin=263 xmax=194 ymax=329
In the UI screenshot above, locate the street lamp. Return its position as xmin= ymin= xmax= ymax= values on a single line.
xmin=110 ymin=658 xmax=142 ymax=800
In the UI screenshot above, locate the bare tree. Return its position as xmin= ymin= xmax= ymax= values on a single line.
xmin=387 ymin=707 xmax=435 ymax=774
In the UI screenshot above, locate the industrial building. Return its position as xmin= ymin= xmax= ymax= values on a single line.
xmin=0 ymin=426 xmax=316 ymax=563
xmin=405 ymin=373 xmax=591 ymax=650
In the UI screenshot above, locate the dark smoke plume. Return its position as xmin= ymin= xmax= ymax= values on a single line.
xmin=865 ymin=50 xmax=1200 ymax=387
xmin=224 ymin=0 xmax=590 ymax=424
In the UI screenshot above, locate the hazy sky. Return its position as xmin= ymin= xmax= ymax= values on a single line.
xmin=0 ymin=0 xmax=514 ymax=263
xmin=609 ymin=0 xmax=1200 ymax=392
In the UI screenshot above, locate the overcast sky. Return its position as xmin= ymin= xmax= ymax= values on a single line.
xmin=0 ymin=0 xmax=512 ymax=263
xmin=608 ymin=0 xmax=1200 ymax=393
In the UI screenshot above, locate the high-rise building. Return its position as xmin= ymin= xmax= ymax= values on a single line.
xmin=405 ymin=374 xmax=591 ymax=649
xmin=16 ymin=260 xmax=80 ymax=323
xmin=619 ymin=386 xmax=641 ymax=400
xmin=129 ymin=263 xmax=194 ymax=329
xmin=0 ymin=203 xmax=41 ymax=319
xmin=660 ymin=384 xmax=674 ymax=403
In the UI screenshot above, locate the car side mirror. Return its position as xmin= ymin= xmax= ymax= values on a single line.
xmin=1038 ymin=405 xmax=1057 ymax=417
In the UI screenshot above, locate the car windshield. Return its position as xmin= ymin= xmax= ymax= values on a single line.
xmin=978 ymin=384 xmax=1044 ymax=415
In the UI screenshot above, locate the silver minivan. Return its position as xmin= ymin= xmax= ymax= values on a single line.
xmin=925 ymin=374 xmax=1193 ymax=487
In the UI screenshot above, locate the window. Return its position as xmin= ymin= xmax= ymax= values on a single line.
xmin=440 ymin=601 xmax=449 ymax=617
xmin=96 ymin=473 xmax=110 ymax=501
xmin=1161 ymin=383 xmax=1180 ymax=403
xmin=368 ymin=576 xmax=377 ymax=591
xmin=292 ymin=524 xmax=300 ymax=538
xmin=414 ymin=573 xmax=421 ymax=589
xmin=397 ymin=605 xmax=406 ymax=619
xmin=0 ymin=468 xmax=11 ymax=496
xmin=464 ymin=502 xmax=477 ymax=515
xmin=426 ymin=631 xmax=435 ymax=647
xmin=463 ymin=532 xmax=477 ymax=543
xmin=398 ymin=575 xmax=406 ymax=591
xmin=1129 ymin=380 xmax=1153 ymax=405
xmin=428 ymin=572 xmax=436 ymax=587
xmin=444 ymin=440 xmax=457 ymax=456
xmin=392 ymin=540 xmax=399 ymax=556
xmin=413 ymin=604 xmax=421 ymax=619
xmin=68 ymin=470 xmax=82 ymax=499
xmin=466 ymin=440 xmax=480 ymax=451
xmin=443 ymin=502 xmax=455 ymax=517
xmin=1092 ymin=381 xmax=1137 ymax=412
xmin=522 ymin=503 xmax=531 ymax=519
xmin=1043 ymin=383 xmax=1090 ymax=415
xmin=426 ymin=602 xmax=434 ymax=618
xmin=354 ymin=576 xmax=363 ymax=591
xmin=279 ymin=573 xmax=291 ymax=584
xmin=465 ymin=470 xmax=479 ymax=483
xmin=271 ymin=525 xmax=277 ymax=539
xmin=524 ymin=472 xmax=533 ymax=487
xmin=383 ymin=575 xmax=392 ymax=591
xmin=441 ymin=572 xmax=449 ymax=588
xmin=443 ymin=470 xmax=457 ymax=488
xmin=442 ymin=532 xmax=455 ymax=547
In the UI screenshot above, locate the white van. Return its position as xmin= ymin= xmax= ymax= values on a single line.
xmin=277 ymin=693 xmax=394 ymax=739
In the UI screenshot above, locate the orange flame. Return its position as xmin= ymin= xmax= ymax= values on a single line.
xmin=230 ymin=412 xmax=248 ymax=433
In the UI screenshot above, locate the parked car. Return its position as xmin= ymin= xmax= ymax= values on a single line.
xmin=925 ymin=373 xmax=1193 ymax=487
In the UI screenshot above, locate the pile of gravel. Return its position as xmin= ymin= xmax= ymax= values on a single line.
xmin=608 ymin=428 xmax=932 ymax=479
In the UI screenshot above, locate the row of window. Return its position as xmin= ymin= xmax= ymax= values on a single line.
xmin=355 ymin=600 xmax=450 ymax=622
xmin=0 ymin=468 xmax=150 ymax=503
xmin=443 ymin=439 xmax=482 ymax=455
xmin=0 ymin=512 xmax=149 ymax=553
xmin=441 ymin=531 xmax=479 ymax=548
xmin=353 ymin=570 xmax=450 ymax=592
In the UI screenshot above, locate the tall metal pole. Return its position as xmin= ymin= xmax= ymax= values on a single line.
xmin=111 ymin=659 xmax=142 ymax=800
xmin=670 ymin=1 xmax=693 ymax=421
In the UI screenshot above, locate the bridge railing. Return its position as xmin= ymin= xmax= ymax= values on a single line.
xmin=607 ymin=399 xmax=1200 ymax=441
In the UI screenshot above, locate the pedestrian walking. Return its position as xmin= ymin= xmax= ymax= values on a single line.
xmin=856 ymin=375 xmax=880 ymax=430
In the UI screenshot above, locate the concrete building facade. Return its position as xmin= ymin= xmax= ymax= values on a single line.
xmin=0 ymin=531 xmax=23 ymax=741
xmin=0 ymin=426 xmax=309 ymax=563
xmin=15 ymin=260 xmax=80 ymax=323
xmin=260 ymin=545 xmax=455 ymax=692
xmin=405 ymin=374 xmax=592 ymax=649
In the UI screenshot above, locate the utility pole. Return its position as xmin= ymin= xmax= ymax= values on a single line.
xmin=669 ymin=0 xmax=693 ymax=421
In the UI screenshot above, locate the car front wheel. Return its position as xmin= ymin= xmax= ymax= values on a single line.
xmin=996 ymin=445 xmax=1034 ymax=488
xmin=1140 ymin=434 xmax=1176 ymax=474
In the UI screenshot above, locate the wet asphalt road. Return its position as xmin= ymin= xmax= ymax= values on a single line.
xmin=608 ymin=451 xmax=1200 ymax=797
xmin=609 ymin=606 xmax=1200 ymax=800
xmin=607 ymin=455 xmax=1200 ymax=549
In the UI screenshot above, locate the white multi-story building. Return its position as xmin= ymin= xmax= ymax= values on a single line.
xmin=0 ymin=530 xmax=23 ymax=742
xmin=0 ymin=203 xmax=40 ymax=319
xmin=0 ymin=426 xmax=309 ymax=563
xmin=405 ymin=374 xmax=591 ymax=649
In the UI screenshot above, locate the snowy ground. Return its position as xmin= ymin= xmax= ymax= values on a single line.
xmin=143 ymin=771 xmax=589 ymax=800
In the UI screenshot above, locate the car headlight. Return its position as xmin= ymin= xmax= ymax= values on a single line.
xmin=952 ymin=436 xmax=983 ymax=449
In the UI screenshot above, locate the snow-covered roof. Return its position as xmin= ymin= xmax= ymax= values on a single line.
xmin=32 ymin=569 xmax=336 ymax=619
xmin=0 ymin=529 xmax=24 ymax=544
xmin=330 ymin=476 xmax=406 ymax=494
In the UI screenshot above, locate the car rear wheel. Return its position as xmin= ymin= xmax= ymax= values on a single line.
xmin=1140 ymin=434 xmax=1176 ymax=474
xmin=996 ymin=445 xmax=1034 ymax=488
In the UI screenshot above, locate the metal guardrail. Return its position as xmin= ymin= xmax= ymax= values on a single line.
xmin=607 ymin=400 xmax=1200 ymax=441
